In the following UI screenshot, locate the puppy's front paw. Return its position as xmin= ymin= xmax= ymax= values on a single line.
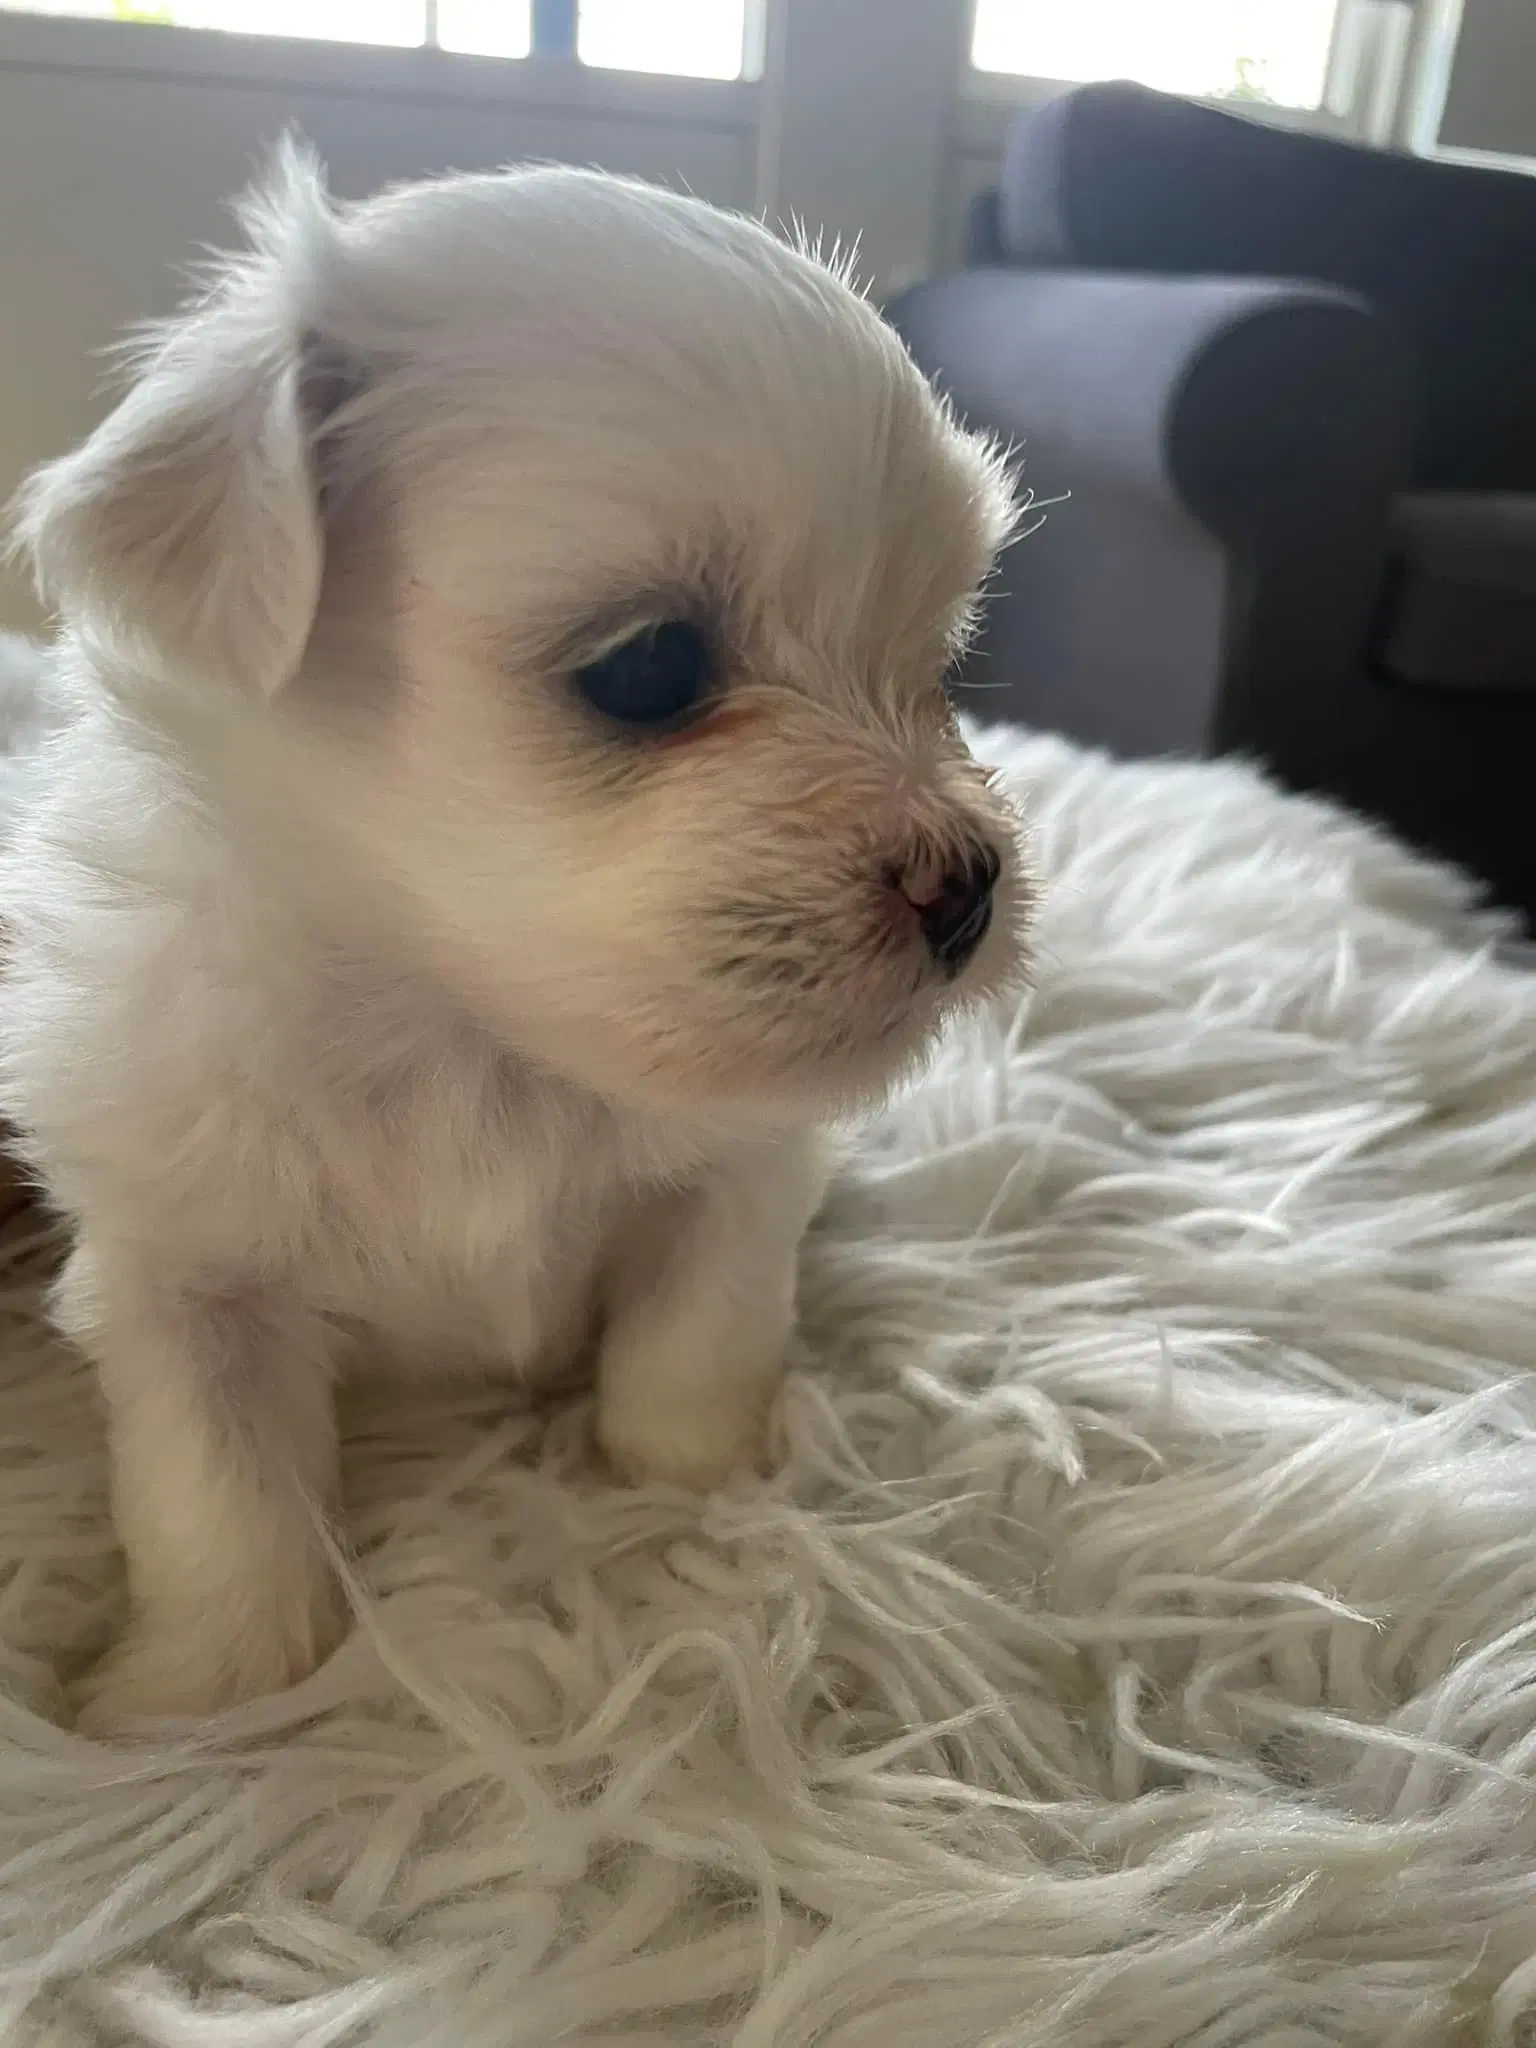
xmin=596 ymin=1384 xmax=773 ymax=1494
xmin=73 ymin=1631 xmax=219 ymax=1737
xmin=73 ymin=1583 xmax=345 ymax=1736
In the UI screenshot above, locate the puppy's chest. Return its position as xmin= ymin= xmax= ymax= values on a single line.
xmin=303 ymin=1080 xmax=636 ymax=1379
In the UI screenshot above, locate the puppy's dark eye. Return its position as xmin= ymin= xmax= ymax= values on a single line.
xmin=574 ymin=620 xmax=712 ymax=728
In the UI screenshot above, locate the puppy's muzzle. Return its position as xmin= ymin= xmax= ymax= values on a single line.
xmin=900 ymin=844 xmax=1000 ymax=976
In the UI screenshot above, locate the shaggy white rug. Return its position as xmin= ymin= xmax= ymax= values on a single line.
xmin=0 ymin=726 xmax=1533 ymax=2048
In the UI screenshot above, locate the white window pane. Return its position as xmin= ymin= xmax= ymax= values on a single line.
xmin=0 ymin=0 xmax=426 ymax=40
xmin=435 ymin=0 xmax=529 ymax=57
xmin=972 ymin=0 xmax=1339 ymax=111
xmin=578 ymin=0 xmax=746 ymax=80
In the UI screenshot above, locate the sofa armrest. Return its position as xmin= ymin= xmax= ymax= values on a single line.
xmin=892 ymin=267 xmax=1408 ymax=543
xmin=889 ymin=268 xmax=1411 ymax=757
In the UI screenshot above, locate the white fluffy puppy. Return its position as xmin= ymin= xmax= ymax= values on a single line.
xmin=1 ymin=151 xmax=1026 ymax=1728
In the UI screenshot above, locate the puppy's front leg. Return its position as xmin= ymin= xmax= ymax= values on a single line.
xmin=596 ymin=1134 xmax=826 ymax=1492
xmin=60 ymin=1245 xmax=345 ymax=1731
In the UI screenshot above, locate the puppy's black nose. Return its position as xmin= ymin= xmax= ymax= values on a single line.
xmin=908 ymin=845 xmax=1000 ymax=974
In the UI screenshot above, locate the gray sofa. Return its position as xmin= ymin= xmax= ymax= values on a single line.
xmin=893 ymin=83 xmax=1536 ymax=927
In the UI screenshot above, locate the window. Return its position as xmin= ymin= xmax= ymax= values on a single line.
xmin=970 ymin=0 xmax=1342 ymax=111
xmin=0 ymin=0 xmax=749 ymax=74
xmin=437 ymin=0 xmax=531 ymax=60
xmin=578 ymin=0 xmax=745 ymax=80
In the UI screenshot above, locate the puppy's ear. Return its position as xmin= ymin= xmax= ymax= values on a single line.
xmin=13 ymin=142 xmax=349 ymax=698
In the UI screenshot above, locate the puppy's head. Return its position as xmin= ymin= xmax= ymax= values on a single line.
xmin=15 ymin=147 xmax=1027 ymax=1122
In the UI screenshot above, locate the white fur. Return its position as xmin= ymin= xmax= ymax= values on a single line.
xmin=0 ymin=728 xmax=1531 ymax=2044
xmin=0 ymin=155 xmax=1024 ymax=1726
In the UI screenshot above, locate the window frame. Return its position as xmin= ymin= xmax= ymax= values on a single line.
xmin=0 ymin=3 xmax=761 ymax=125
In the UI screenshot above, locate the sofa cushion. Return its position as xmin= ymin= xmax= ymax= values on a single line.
xmin=1381 ymin=495 xmax=1536 ymax=694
